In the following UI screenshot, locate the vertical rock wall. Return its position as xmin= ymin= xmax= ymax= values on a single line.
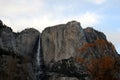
xmin=0 ymin=21 xmax=40 ymax=80
xmin=41 ymin=21 xmax=87 ymax=65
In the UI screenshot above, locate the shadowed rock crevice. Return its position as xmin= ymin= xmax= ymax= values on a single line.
xmin=84 ymin=27 xmax=107 ymax=43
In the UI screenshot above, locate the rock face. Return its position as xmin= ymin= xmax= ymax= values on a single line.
xmin=0 ymin=20 xmax=120 ymax=80
xmin=41 ymin=21 xmax=87 ymax=65
xmin=42 ymin=21 xmax=120 ymax=80
xmin=0 ymin=20 xmax=41 ymax=80
xmin=0 ymin=28 xmax=40 ymax=56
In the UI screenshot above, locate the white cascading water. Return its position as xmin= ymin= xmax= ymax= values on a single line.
xmin=37 ymin=36 xmax=40 ymax=66
xmin=36 ymin=36 xmax=41 ymax=80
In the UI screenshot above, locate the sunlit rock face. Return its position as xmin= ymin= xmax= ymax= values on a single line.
xmin=41 ymin=21 xmax=87 ymax=65
xmin=0 ymin=20 xmax=120 ymax=80
xmin=41 ymin=21 xmax=120 ymax=80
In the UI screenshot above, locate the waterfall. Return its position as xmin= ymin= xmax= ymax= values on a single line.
xmin=36 ymin=36 xmax=44 ymax=80
xmin=37 ymin=36 xmax=40 ymax=66
xmin=36 ymin=36 xmax=41 ymax=80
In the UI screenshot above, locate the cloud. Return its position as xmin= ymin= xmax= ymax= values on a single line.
xmin=106 ymin=29 xmax=120 ymax=54
xmin=0 ymin=14 xmax=60 ymax=32
xmin=107 ymin=29 xmax=120 ymax=44
xmin=0 ymin=11 xmax=102 ymax=33
xmin=0 ymin=0 xmax=103 ymax=32
xmin=78 ymin=12 xmax=102 ymax=27
xmin=87 ymin=0 xmax=106 ymax=4
xmin=0 ymin=0 xmax=43 ymax=16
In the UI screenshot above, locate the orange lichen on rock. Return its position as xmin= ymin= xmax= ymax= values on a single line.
xmin=75 ymin=57 xmax=85 ymax=63
xmin=87 ymin=56 xmax=117 ymax=80
xmin=99 ymin=56 xmax=115 ymax=69
xmin=78 ymin=39 xmax=110 ymax=52
xmin=95 ymin=39 xmax=106 ymax=45
xmin=78 ymin=43 xmax=95 ymax=51
xmin=76 ymin=38 xmax=119 ymax=80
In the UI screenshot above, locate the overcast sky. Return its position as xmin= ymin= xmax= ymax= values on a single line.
xmin=0 ymin=0 xmax=120 ymax=54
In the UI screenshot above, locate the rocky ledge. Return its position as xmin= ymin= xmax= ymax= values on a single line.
xmin=0 ymin=20 xmax=120 ymax=80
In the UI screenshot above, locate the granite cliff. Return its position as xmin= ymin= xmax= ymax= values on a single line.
xmin=0 ymin=20 xmax=44 ymax=80
xmin=0 ymin=20 xmax=120 ymax=80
